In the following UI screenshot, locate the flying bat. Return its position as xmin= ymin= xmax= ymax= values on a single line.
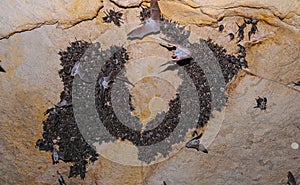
xmin=185 ymin=132 xmax=208 ymax=153
xmin=127 ymin=0 xmax=161 ymax=39
xmin=71 ymin=61 xmax=92 ymax=83
xmin=57 ymin=171 xmax=66 ymax=185
xmin=159 ymin=38 xmax=193 ymax=65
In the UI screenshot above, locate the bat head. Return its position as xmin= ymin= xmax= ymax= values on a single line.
xmin=186 ymin=139 xmax=200 ymax=151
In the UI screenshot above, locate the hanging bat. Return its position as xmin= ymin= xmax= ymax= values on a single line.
xmin=52 ymin=148 xmax=59 ymax=164
xmin=287 ymin=171 xmax=297 ymax=185
xmin=71 ymin=61 xmax=92 ymax=83
xmin=127 ymin=0 xmax=161 ymax=39
xmin=57 ymin=171 xmax=67 ymax=185
xmin=98 ymin=69 xmax=121 ymax=90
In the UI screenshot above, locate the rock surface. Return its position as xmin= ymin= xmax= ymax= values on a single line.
xmin=0 ymin=0 xmax=103 ymax=39
xmin=0 ymin=0 xmax=300 ymax=184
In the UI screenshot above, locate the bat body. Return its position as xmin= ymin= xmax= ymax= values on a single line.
xmin=98 ymin=69 xmax=120 ymax=90
xmin=288 ymin=171 xmax=297 ymax=185
xmin=57 ymin=171 xmax=66 ymax=185
xmin=160 ymin=38 xmax=192 ymax=64
xmin=185 ymin=132 xmax=208 ymax=153
xmin=52 ymin=148 xmax=59 ymax=164
xmin=159 ymin=38 xmax=193 ymax=72
xmin=186 ymin=138 xmax=208 ymax=153
xmin=254 ymin=96 xmax=267 ymax=110
xmin=293 ymin=81 xmax=300 ymax=86
xmin=127 ymin=0 xmax=161 ymax=39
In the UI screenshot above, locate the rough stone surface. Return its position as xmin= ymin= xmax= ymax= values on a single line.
xmin=150 ymin=74 xmax=300 ymax=185
xmin=0 ymin=0 xmax=103 ymax=39
xmin=0 ymin=0 xmax=300 ymax=184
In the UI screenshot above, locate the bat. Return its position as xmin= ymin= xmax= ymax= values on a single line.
xmin=254 ymin=96 xmax=267 ymax=110
xmin=127 ymin=0 xmax=161 ymax=39
xmin=159 ymin=38 xmax=192 ymax=64
xmin=0 ymin=60 xmax=5 ymax=73
xmin=287 ymin=171 xmax=297 ymax=185
xmin=57 ymin=171 xmax=66 ymax=185
xmin=71 ymin=61 xmax=92 ymax=83
xmin=159 ymin=64 xmax=180 ymax=73
xmin=185 ymin=132 xmax=208 ymax=153
xmin=98 ymin=69 xmax=121 ymax=90
xmin=52 ymin=148 xmax=59 ymax=164
xmin=159 ymin=38 xmax=193 ymax=73
xmin=293 ymin=81 xmax=300 ymax=86
xmin=186 ymin=138 xmax=208 ymax=153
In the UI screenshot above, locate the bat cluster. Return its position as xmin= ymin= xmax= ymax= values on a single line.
xmin=102 ymin=0 xmax=162 ymax=40
xmin=95 ymin=47 xmax=182 ymax=147
xmin=36 ymin=40 xmax=99 ymax=180
xmin=37 ymin=0 xmax=253 ymax=178
xmin=223 ymin=18 xmax=259 ymax=43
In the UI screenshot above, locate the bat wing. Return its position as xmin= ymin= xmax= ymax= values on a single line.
xmin=160 ymin=60 xmax=175 ymax=67
xmin=150 ymin=0 xmax=161 ymax=20
xmin=198 ymin=144 xmax=208 ymax=153
xmin=287 ymin=171 xmax=296 ymax=185
xmin=0 ymin=65 xmax=5 ymax=72
xmin=159 ymin=64 xmax=180 ymax=73
xmin=127 ymin=19 xmax=160 ymax=39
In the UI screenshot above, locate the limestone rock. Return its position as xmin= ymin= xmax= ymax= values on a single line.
xmin=110 ymin=0 xmax=143 ymax=7
xmin=0 ymin=0 xmax=300 ymax=184
xmin=0 ymin=0 xmax=103 ymax=39
xmin=150 ymin=74 xmax=300 ymax=185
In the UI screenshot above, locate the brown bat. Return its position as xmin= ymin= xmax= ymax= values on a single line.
xmin=127 ymin=0 xmax=161 ymax=39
